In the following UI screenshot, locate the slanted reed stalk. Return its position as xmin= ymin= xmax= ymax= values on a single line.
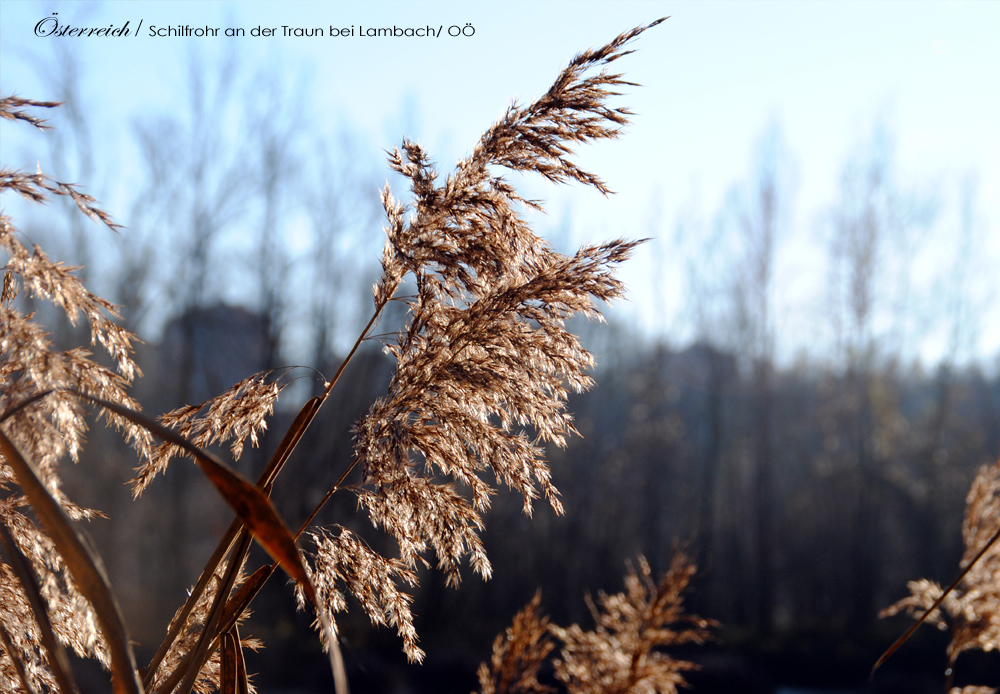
xmin=0 ymin=17 xmax=666 ymax=694
xmin=877 ymin=454 xmax=1000 ymax=692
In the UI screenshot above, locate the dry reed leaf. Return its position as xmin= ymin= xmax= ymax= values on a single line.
xmin=218 ymin=627 xmax=253 ymax=694
xmin=145 ymin=553 xmax=261 ymax=694
xmin=83 ymin=395 xmax=316 ymax=607
xmin=216 ymin=565 xmax=271 ymax=638
xmin=220 ymin=630 xmax=239 ymax=694
xmin=218 ymin=626 xmax=250 ymax=694
xmin=171 ymin=532 xmax=255 ymax=694
xmin=95 ymin=396 xmax=344 ymax=693
xmin=141 ymin=391 xmax=320 ymax=691
xmin=258 ymin=395 xmax=321 ymax=491
xmin=232 ymin=626 xmax=251 ymax=694
xmin=0 ymin=431 xmax=141 ymax=694
xmin=0 ymin=522 xmax=78 ymax=694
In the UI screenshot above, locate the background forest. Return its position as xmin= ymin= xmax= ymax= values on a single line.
xmin=2 ymin=5 xmax=999 ymax=693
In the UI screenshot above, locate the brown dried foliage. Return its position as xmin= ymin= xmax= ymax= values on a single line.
xmin=0 ymin=97 xmax=61 ymax=131
xmin=881 ymin=455 xmax=1000 ymax=684
xmin=298 ymin=526 xmax=421 ymax=661
xmin=1 ymin=17 xmax=665 ymax=693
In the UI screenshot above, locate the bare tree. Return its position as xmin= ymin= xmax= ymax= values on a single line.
xmin=125 ymin=48 xmax=260 ymax=617
xmin=825 ymin=123 xmax=937 ymax=630
xmin=246 ymin=70 xmax=304 ymax=370
xmin=304 ymin=132 xmax=383 ymax=371
xmin=713 ymin=122 xmax=793 ymax=635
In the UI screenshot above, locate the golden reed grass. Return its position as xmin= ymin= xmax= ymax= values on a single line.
xmin=1 ymin=19 xmax=670 ymax=694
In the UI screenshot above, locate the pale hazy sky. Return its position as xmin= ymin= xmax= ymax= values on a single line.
xmin=2 ymin=1 xmax=998 ymax=368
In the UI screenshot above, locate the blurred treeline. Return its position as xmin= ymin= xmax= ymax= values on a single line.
xmin=7 ymin=50 xmax=999 ymax=692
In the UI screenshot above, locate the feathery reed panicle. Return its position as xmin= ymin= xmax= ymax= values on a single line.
xmin=297 ymin=526 xmax=422 ymax=662
xmin=880 ymin=455 xmax=1000 ymax=683
xmin=351 ymin=19 xmax=661 ymax=597
xmin=476 ymin=591 xmax=555 ymax=694
xmin=0 ymin=97 xmax=61 ymax=130
xmin=132 ymin=371 xmax=286 ymax=494
xmin=466 ymin=18 xmax=667 ymax=195
xmin=474 ymin=551 xmax=712 ymax=694
xmin=550 ymin=553 xmax=713 ymax=694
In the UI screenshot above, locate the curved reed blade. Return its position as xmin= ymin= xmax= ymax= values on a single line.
xmin=79 ymin=394 xmax=317 ymax=604
xmin=171 ymin=530 xmax=253 ymax=694
xmin=144 ymin=396 xmax=321 ymax=688
xmin=0 ymin=430 xmax=143 ymax=694
xmin=0 ymin=521 xmax=80 ymax=694
xmin=220 ymin=631 xmax=238 ymax=694
xmin=232 ymin=626 xmax=249 ymax=694
xmin=0 ymin=621 xmax=40 ymax=694
xmin=218 ymin=565 xmax=273 ymax=636
xmin=141 ymin=522 xmax=240 ymax=690
xmin=220 ymin=562 xmax=349 ymax=694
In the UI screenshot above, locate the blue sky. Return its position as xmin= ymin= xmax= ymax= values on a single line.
xmin=2 ymin=0 xmax=999 ymax=368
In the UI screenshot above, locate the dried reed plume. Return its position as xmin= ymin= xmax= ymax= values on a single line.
xmin=1 ymin=16 xmax=666 ymax=693
xmin=879 ymin=454 xmax=1000 ymax=690
xmin=354 ymin=16 xmax=665 ymax=593
xmin=477 ymin=591 xmax=555 ymax=694
xmin=476 ymin=552 xmax=714 ymax=694
xmin=133 ymin=372 xmax=286 ymax=494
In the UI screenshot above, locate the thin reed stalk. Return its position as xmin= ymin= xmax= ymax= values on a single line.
xmin=878 ymin=454 xmax=1000 ymax=689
